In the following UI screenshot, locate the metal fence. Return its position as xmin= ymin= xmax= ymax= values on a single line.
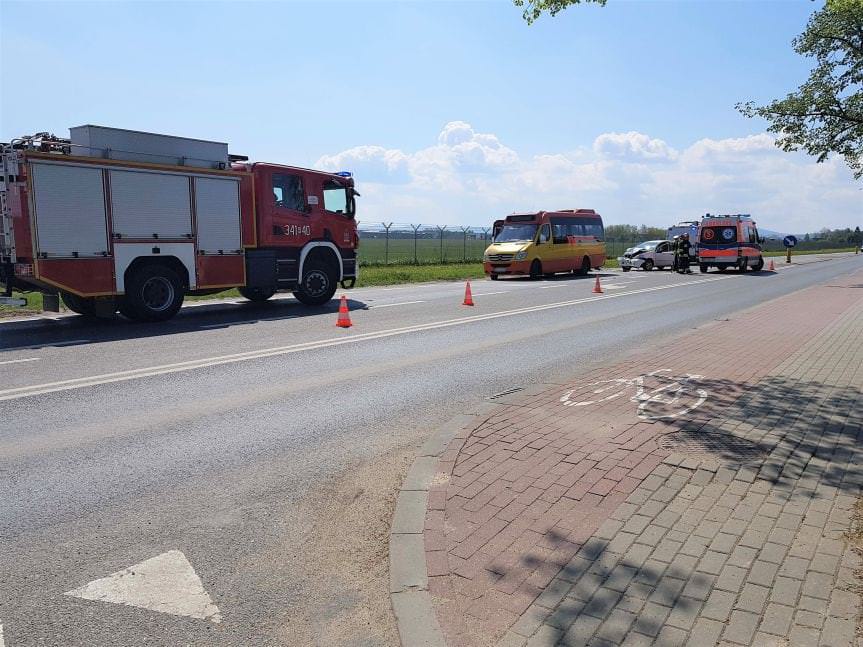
xmin=355 ymin=222 xmax=859 ymax=265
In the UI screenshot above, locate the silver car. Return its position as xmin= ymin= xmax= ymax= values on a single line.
xmin=618 ymin=240 xmax=675 ymax=271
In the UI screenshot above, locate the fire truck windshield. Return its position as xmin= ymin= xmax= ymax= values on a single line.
xmin=323 ymin=180 xmax=354 ymax=216
xmin=495 ymin=224 xmax=538 ymax=243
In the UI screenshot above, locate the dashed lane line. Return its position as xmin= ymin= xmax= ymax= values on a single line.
xmin=0 ymin=357 xmax=40 ymax=366
xmin=369 ymin=300 xmax=427 ymax=308
xmin=0 ymin=275 xmax=735 ymax=402
xmin=0 ymin=339 xmax=91 ymax=353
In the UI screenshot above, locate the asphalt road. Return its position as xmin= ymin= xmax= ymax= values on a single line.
xmin=1 ymin=253 xmax=861 ymax=646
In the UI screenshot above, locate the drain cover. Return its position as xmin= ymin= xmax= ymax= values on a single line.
xmin=659 ymin=430 xmax=766 ymax=464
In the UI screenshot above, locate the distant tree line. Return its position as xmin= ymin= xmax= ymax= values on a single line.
xmin=802 ymin=226 xmax=862 ymax=245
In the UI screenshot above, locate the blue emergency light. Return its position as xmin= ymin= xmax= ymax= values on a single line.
xmin=336 ymin=171 xmax=352 ymax=177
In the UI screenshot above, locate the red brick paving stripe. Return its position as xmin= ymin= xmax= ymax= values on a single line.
xmin=425 ymin=269 xmax=863 ymax=647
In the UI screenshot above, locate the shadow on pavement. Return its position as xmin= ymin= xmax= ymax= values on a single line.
xmin=0 ymin=297 xmax=369 ymax=352
xmin=482 ymin=374 xmax=861 ymax=645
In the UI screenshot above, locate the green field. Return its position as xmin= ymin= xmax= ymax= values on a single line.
xmin=357 ymin=236 xmax=490 ymax=264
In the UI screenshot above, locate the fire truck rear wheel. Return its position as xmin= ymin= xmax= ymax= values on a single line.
xmin=239 ymin=287 xmax=276 ymax=303
xmin=293 ymin=259 xmax=337 ymax=306
xmin=61 ymin=292 xmax=96 ymax=317
xmin=124 ymin=264 xmax=184 ymax=322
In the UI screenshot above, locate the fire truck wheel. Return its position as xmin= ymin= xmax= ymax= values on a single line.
xmin=700 ymin=264 xmax=709 ymax=273
xmin=61 ymin=292 xmax=96 ymax=317
xmin=239 ymin=287 xmax=276 ymax=302
xmin=294 ymin=259 xmax=337 ymax=305
xmin=124 ymin=264 xmax=184 ymax=322
xmin=529 ymin=259 xmax=542 ymax=280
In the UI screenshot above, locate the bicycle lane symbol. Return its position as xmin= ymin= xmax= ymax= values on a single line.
xmin=559 ymin=369 xmax=709 ymax=421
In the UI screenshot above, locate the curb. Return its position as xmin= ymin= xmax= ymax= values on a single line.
xmin=388 ymin=403 xmax=500 ymax=647
xmin=388 ymin=385 xmax=564 ymax=647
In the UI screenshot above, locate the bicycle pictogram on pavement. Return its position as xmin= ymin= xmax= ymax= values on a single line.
xmin=560 ymin=368 xmax=709 ymax=420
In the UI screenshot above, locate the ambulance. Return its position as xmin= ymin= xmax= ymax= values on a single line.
xmin=697 ymin=214 xmax=765 ymax=273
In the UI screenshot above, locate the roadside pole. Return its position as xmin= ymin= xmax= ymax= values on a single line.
xmin=783 ymin=234 xmax=797 ymax=264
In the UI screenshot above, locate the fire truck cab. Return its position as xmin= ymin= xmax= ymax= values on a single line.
xmin=0 ymin=126 xmax=359 ymax=321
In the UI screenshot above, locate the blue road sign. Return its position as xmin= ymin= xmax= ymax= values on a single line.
xmin=783 ymin=235 xmax=798 ymax=248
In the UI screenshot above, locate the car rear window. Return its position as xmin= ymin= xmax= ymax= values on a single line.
xmin=701 ymin=226 xmax=737 ymax=243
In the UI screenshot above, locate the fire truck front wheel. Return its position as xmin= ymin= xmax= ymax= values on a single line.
xmin=124 ymin=264 xmax=185 ymax=322
xmin=293 ymin=258 xmax=338 ymax=306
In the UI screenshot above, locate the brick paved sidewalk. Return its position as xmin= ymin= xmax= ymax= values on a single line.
xmin=420 ymin=269 xmax=863 ymax=647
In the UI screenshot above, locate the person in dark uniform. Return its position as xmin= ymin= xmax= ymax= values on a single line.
xmin=671 ymin=236 xmax=680 ymax=273
xmin=678 ymin=233 xmax=692 ymax=273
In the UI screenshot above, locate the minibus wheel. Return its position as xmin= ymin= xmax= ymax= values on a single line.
xmin=576 ymin=256 xmax=591 ymax=276
xmin=529 ymin=260 xmax=542 ymax=280
xmin=489 ymin=274 xmax=499 ymax=281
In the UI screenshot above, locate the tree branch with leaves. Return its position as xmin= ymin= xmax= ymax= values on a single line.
xmin=737 ymin=0 xmax=863 ymax=179
xmin=514 ymin=0 xmax=606 ymax=24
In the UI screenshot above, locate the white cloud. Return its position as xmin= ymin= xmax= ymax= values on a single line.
xmin=315 ymin=123 xmax=861 ymax=232
xmin=593 ymin=131 xmax=677 ymax=162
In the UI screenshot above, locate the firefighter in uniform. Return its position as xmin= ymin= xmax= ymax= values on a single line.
xmin=678 ymin=233 xmax=692 ymax=274
xmin=671 ymin=236 xmax=680 ymax=273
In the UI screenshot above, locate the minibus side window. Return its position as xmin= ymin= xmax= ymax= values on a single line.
xmin=551 ymin=219 xmax=569 ymax=244
xmin=538 ymin=224 xmax=550 ymax=244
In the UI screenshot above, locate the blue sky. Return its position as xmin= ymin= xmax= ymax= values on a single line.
xmin=1 ymin=1 xmax=859 ymax=231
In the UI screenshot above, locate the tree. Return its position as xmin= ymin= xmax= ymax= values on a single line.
xmin=514 ymin=0 xmax=605 ymax=24
xmin=737 ymin=0 xmax=863 ymax=179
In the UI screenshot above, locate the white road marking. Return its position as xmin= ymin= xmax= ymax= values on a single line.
xmin=0 ymin=339 xmax=91 ymax=352
xmin=370 ymin=300 xmax=426 ymax=308
xmin=539 ymin=284 xmax=567 ymax=289
xmin=0 ymin=357 xmax=40 ymax=366
xmin=602 ymin=284 xmax=630 ymax=290
xmin=0 ymin=621 xmax=5 ymax=647
xmin=0 ymin=274 xmax=735 ymax=402
xmin=471 ymin=291 xmax=509 ymax=296
xmin=64 ymin=550 xmax=221 ymax=623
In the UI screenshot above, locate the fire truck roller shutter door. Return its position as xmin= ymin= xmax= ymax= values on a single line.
xmin=109 ymin=170 xmax=192 ymax=239
xmin=194 ymin=176 xmax=242 ymax=254
xmin=30 ymin=162 xmax=109 ymax=257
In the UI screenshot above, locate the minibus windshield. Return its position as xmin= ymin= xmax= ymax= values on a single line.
xmin=495 ymin=224 xmax=537 ymax=243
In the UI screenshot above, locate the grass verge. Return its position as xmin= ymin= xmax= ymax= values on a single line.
xmin=764 ymin=247 xmax=857 ymax=257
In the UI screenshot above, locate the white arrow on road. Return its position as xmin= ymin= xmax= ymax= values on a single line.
xmin=1 ymin=620 xmax=5 ymax=647
xmin=64 ymin=550 xmax=221 ymax=623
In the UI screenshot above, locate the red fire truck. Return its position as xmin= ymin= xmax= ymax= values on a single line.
xmin=0 ymin=126 xmax=359 ymax=321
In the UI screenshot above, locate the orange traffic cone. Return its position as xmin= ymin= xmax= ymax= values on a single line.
xmin=463 ymin=280 xmax=475 ymax=306
xmin=592 ymin=276 xmax=603 ymax=294
xmin=336 ymin=294 xmax=352 ymax=328
xmin=768 ymin=259 xmax=775 ymax=271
